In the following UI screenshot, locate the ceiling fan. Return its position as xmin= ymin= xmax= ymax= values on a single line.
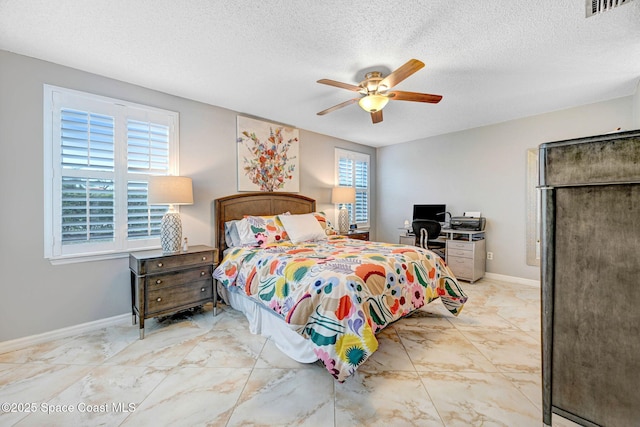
xmin=316 ymin=59 xmax=442 ymax=124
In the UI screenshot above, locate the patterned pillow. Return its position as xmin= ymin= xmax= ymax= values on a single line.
xmin=235 ymin=218 xmax=259 ymax=246
xmin=312 ymin=211 xmax=337 ymax=235
xmin=245 ymin=215 xmax=289 ymax=247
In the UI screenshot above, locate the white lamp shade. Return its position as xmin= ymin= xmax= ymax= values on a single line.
xmin=331 ymin=186 xmax=356 ymax=204
xmin=148 ymin=176 xmax=193 ymax=205
xmin=358 ymin=94 xmax=389 ymax=113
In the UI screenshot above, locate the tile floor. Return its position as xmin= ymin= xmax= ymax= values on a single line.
xmin=0 ymin=277 xmax=579 ymax=426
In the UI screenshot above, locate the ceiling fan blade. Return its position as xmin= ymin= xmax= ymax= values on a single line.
xmin=379 ymin=59 xmax=425 ymax=89
xmin=388 ymin=90 xmax=442 ymax=103
xmin=317 ymin=79 xmax=361 ymax=92
xmin=317 ymin=98 xmax=359 ymax=115
xmin=371 ymin=110 xmax=383 ymax=124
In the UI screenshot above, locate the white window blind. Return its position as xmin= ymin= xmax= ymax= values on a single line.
xmin=61 ymin=177 xmax=115 ymax=244
xmin=127 ymin=119 xmax=170 ymax=174
xmin=44 ymin=85 xmax=179 ymax=262
xmin=126 ymin=119 xmax=171 ymax=240
xmin=61 ymin=109 xmax=114 ymax=170
xmin=127 ymin=181 xmax=166 ymax=239
xmin=335 ymin=148 xmax=370 ymax=227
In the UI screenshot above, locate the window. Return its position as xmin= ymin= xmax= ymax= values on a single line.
xmin=44 ymin=85 xmax=179 ymax=262
xmin=335 ymin=148 xmax=370 ymax=228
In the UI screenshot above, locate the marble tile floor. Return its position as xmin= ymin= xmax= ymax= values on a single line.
xmin=0 ymin=277 xmax=580 ymax=426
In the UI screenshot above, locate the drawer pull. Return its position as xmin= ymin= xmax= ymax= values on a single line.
xmin=200 ymin=271 xmax=206 ymax=276
xmin=156 ymin=297 xmax=162 ymax=302
xmin=157 ymin=262 xmax=163 ymax=267
xmin=202 ymin=256 xmax=207 ymax=261
xmin=156 ymin=279 xmax=162 ymax=285
xmin=201 ymin=287 xmax=206 ymax=292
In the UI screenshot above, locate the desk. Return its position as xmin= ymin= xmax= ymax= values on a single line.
xmin=440 ymin=228 xmax=485 ymax=242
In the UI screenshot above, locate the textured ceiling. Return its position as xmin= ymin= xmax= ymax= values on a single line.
xmin=1 ymin=0 xmax=639 ymax=147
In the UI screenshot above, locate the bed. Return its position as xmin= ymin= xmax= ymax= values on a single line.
xmin=213 ymin=192 xmax=467 ymax=381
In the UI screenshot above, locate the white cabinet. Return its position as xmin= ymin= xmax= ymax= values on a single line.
xmin=446 ymin=239 xmax=485 ymax=283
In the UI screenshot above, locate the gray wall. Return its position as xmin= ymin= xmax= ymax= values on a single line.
xmin=1 ymin=47 xmax=637 ymax=341
xmin=375 ymin=96 xmax=637 ymax=281
xmin=0 ymin=50 xmax=376 ymax=341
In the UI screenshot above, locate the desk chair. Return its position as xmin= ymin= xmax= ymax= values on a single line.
xmin=412 ymin=219 xmax=446 ymax=258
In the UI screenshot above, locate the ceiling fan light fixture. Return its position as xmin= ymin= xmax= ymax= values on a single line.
xmin=359 ymin=94 xmax=389 ymax=113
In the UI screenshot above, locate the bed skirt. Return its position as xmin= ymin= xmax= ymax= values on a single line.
xmin=218 ymin=284 xmax=318 ymax=363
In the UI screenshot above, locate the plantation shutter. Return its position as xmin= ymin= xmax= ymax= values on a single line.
xmin=354 ymin=160 xmax=368 ymax=223
xmin=60 ymin=109 xmax=116 ymax=245
xmin=126 ymin=119 xmax=171 ymax=239
xmin=127 ymin=181 xmax=165 ymax=239
xmin=336 ymin=149 xmax=370 ymax=227
xmin=127 ymin=119 xmax=170 ymax=174
xmin=45 ymin=85 xmax=179 ymax=261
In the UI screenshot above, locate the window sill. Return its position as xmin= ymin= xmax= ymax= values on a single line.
xmin=47 ymin=246 xmax=161 ymax=265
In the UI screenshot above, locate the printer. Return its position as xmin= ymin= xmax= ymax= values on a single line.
xmin=449 ymin=216 xmax=486 ymax=231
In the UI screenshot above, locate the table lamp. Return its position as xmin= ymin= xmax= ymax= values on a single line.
xmin=331 ymin=186 xmax=356 ymax=234
xmin=148 ymin=175 xmax=193 ymax=253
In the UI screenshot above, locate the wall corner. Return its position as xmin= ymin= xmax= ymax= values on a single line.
xmin=633 ymin=78 xmax=640 ymax=129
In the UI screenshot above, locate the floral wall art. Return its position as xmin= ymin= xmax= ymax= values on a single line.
xmin=236 ymin=116 xmax=299 ymax=192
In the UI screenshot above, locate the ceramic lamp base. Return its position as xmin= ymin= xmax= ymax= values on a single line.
xmin=338 ymin=207 xmax=349 ymax=234
xmin=161 ymin=212 xmax=182 ymax=253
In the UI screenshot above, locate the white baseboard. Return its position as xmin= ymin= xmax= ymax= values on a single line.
xmin=484 ymin=272 xmax=540 ymax=288
xmin=0 ymin=313 xmax=130 ymax=355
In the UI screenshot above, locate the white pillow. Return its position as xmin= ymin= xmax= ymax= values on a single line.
xmin=224 ymin=220 xmax=241 ymax=247
xmin=235 ymin=218 xmax=258 ymax=246
xmin=278 ymin=213 xmax=327 ymax=244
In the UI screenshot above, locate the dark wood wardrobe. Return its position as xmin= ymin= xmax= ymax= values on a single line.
xmin=539 ymin=130 xmax=640 ymax=426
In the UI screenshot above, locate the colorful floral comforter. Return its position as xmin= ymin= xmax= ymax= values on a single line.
xmin=213 ymin=236 xmax=468 ymax=381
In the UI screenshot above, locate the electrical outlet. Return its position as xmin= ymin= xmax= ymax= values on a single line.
xmin=487 ymin=252 xmax=493 ymax=260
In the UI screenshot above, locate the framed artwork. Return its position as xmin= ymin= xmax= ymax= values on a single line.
xmin=236 ymin=116 xmax=299 ymax=192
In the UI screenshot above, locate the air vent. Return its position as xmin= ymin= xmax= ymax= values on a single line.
xmin=586 ymin=0 xmax=636 ymax=17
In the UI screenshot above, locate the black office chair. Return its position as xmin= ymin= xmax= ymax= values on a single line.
xmin=412 ymin=219 xmax=446 ymax=258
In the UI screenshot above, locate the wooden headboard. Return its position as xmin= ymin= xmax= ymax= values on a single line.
xmin=215 ymin=192 xmax=316 ymax=262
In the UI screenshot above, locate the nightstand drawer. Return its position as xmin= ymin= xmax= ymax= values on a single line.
xmin=147 ymin=280 xmax=213 ymax=314
xmin=143 ymin=251 xmax=215 ymax=274
xmin=147 ymin=265 xmax=213 ymax=290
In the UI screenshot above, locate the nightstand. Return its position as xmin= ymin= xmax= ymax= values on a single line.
xmin=129 ymin=245 xmax=218 ymax=339
xmin=340 ymin=230 xmax=369 ymax=241
xmin=399 ymin=233 xmax=416 ymax=245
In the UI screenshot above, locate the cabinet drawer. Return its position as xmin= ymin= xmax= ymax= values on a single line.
xmin=347 ymin=233 xmax=369 ymax=241
xmin=447 ymin=241 xmax=474 ymax=251
xmin=148 ymin=266 xmax=213 ymax=290
xmin=448 ymin=248 xmax=472 ymax=259
xmin=447 ymin=256 xmax=473 ymax=278
xmin=146 ymin=279 xmax=213 ymax=314
xmin=143 ymin=251 xmax=215 ymax=274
